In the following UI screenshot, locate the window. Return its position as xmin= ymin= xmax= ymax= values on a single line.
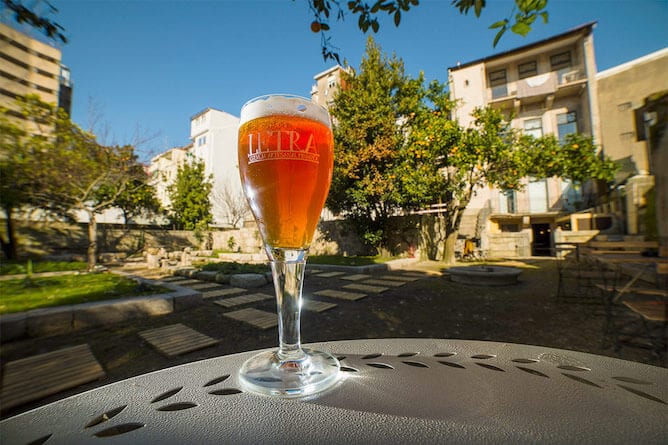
xmin=499 ymin=190 xmax=517 ymax=214
xmin=488 ymin=69 xmax=507 ymax=99
xmin=557 ymin=112 xmax=577 ymax=144
xmin=524 ymin=118 xmax=543 ymax=138
xmin=518 ymin=61 xmax=537 ymax=79
xmin=550 ymin=51 xmax=572 ymax=70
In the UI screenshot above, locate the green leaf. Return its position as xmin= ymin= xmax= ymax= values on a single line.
xmin=511 ymin=21 xmax=531 ymax=37
xmin=540 ymin=11 xmax=548 ymax=23
xmin=371 ymin=20 xmax=379 ymax=32
xmin=393 ymin=10 xmax=401 ymax=26
xmin=492 ymin=27 xmax=506 ymax=47
xmin=489 ymin=19 xmax=507 ymax=29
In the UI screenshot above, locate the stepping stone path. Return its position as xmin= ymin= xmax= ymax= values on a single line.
xmin=161 ymin=276 xmax=189 ymax=282
xmin=188 ymin=282 xmax=221 ymax=290
xmin=201 ymin=287 xmax=246 ymax=299
xmin=139 ymin=323 xmax=219 ymax=357
xmin=379 ymin=275 xmax=420 ymax=282
xmin=341 ymin=274 xmax=372 ymax=281
xmin=302 ymin=299 xmax=337 ymax=313
xmin=342 ymin=283 xmax=389 ymax=293
xmin=315 ymin=271 xmax=346 ymax=278
xmin=213 ymin=292 xmax=274 ymax=308
xmin=314 ymin=289 xmax=367 ymax=301
xmin=0 ymin=344 xmax=106 ymax=411
xmin=362 ymin=279 xmax=405 ymax=287
xmin=166 ymin=279 xmax=202 ymax=286
xmin=223 ymin=308 xmax=278 ymax=329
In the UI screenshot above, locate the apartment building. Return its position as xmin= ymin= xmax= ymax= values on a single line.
xmin=148 ymin=108 xmax=242 ymax=227
xmin=311 ymin=65 xmax=347 ymax=109
xmin=597 ymin=48 xmax=668 ymax=236
xmin=0 ymin=23 xmax=72 ymax=123
xmin=448 ymin=22 xmax=601 ymax=256
xmin=148 ymin=144 xmax=191 ymax=212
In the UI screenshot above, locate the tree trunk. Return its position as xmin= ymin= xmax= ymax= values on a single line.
xmin=1 ymin=207 xmax=18 ymax=260
xmin=87 ymin=213 xmax=98 ymax=271
xmin=443 ymin=231 xmax=458 ymax=265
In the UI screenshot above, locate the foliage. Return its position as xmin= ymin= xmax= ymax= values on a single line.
xmin=167 ymin=159 xmax=213 ymax=231
xmin=2 ymin=0 xmax=67 ymax=43
xmin=327 ymin=37 xmax=428 ymax=250
xmin=114 ymin=178 xmax=163 ymax=225
xmin=0 ymin=273 xmax=166 ymax=314
xmin=0 ymin=95 xmax=159 ymax=269
xmin=306 ymin=0 xmax=550 ymax=62
xmin=0 ymin=260 xmax=87 ymax=276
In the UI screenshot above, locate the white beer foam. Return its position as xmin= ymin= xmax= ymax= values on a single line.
xmin=240 ymin=94 xmax=331 ymax=127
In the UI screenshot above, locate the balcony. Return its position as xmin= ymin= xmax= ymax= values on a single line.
xmin=488 ymin=68 xmax=587 ymax=109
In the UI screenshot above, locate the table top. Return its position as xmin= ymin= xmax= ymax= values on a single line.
xmin=1 ymin=339 xmax=667 ymax=444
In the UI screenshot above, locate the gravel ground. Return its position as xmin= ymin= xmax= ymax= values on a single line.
xmin=1 ymin=258 xmax=663 ymax=419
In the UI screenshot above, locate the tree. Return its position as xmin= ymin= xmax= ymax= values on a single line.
xmin=306 ymin=0 xmax=550 ymax=62
xmin=212 ymin=182 xmax=250 ymax=229
xmin=0 ymin=95 xmax=157 ymax=269
xmin=113 ymin=178 xmax=163 ymax=226
xmin=327 ymin=37 xmax=426 ymax=251
xmin=168 ymin=159 xmax=213 ymax=232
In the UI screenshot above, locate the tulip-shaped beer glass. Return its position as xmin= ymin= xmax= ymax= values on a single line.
xmin=237 ymin=95 xmax=339 ymax=397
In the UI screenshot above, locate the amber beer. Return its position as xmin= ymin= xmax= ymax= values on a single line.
xmin=238 ymin=100 xmax=334 ymax=249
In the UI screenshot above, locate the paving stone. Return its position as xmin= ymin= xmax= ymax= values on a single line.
xmin=74 ymin=297 xmax=174 ymax=330
xmin=362 ymin=279 xmax=405 ymax=287
xmin=314 ymin=289 xmax=367 ymax=301
xmin=188 ymin=282 xmax=221 ymax=290
xmin=213 ymin=292 xmax=274 ymax=308
xmin=201 ymin=288 xmax=245 ymax=299
xmin=161 ymin=276 xmax=187 ymax=282
xmin=167 ymin=278 xmax=203 ymax=286
xmin=223 ymin=308 xmax=277 ymax=329
xmin=343 ymin=283 xmax=389 ymax=293
xmin=230 ymin=273 xmax=268 ymax=288
xmin=315 ymin=271 xmax=346 ymax=278
xmin=0 ymin=344 xmax=105 ymax=411
xmin=341 ymin=274 xmax=372 ymax=281
xmin=302 ymin=299 xmax=337 ymax=313
xmin=379 ymin=275 xmax=420 ymax=282
xmin=139 ymin=323 xmax=219 ymax=357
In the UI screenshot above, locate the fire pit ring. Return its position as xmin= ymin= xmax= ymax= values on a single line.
xmin=447 ymin=265 xmax=522 ymax=286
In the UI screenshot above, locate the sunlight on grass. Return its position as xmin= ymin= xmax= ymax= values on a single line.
xmin=0 ymin=260 xmax=87 ymax=276
xmin=0 ymin=273 xmax=165 ymax=314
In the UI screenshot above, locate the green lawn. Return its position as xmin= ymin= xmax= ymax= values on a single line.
xmin=0 ymin=273 xmax=166 ymax=314
xmin=198 ymin=261 xmax=269 ymax=274
xmin=0 ymin=260 xmax=88 ymax=276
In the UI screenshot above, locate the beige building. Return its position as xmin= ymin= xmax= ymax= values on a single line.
xmin=448 ymin=22 xmax=601 ymax=256
xmin=596 ymin=48 xmax=668 ymax=235
xmin=148 ymin=145 xmax=191 ymax=212
xmin=311 ymin=65 xmax=347 ymax=109
xmin=0 ymin=23 xmax=67 ymax=124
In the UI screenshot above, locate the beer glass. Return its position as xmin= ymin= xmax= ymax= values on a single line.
xmin=237 ymin=94 xmax=340 ymax=397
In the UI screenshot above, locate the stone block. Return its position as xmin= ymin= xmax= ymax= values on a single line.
xmin=26 ymin=307 xmax=73 ymax=338
xmin=0 ymin=312 xmax=27 ymax=341
xmin=215 ymin=272 xmax=230 ymax=284
xmin=230 ymin=273 xmax=268 ymax=288
xmin=196 ymin=271 xmax=218 ymax=282
xmin=73 ymin=298 xmax=173 ymax=330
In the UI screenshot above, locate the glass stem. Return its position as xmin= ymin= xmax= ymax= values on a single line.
xmin=268 ymin=248 xmax=307 ymax=362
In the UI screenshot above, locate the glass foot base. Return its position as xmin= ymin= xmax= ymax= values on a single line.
xmin=239 ymin=349 xmax=340 ymax=398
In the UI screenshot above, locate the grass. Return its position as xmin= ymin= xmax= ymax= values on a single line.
xmin=0 ymin=273 xmax=167 ymax=315
xmin=0 ymin=260 xmax=88 ymax=276
xmin=308 ymin=255 xmax=396 ymax=266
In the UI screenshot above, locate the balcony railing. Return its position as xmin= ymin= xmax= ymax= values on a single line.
xmin=488 ymin=68 xmax=586 ymax=102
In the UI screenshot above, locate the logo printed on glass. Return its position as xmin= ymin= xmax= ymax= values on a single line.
xmin=247 ymin=130 xmax=319 ymax=164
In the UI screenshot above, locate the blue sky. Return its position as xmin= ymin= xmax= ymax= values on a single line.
xmin=6 ymin=1 xmax=667 ymax=160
